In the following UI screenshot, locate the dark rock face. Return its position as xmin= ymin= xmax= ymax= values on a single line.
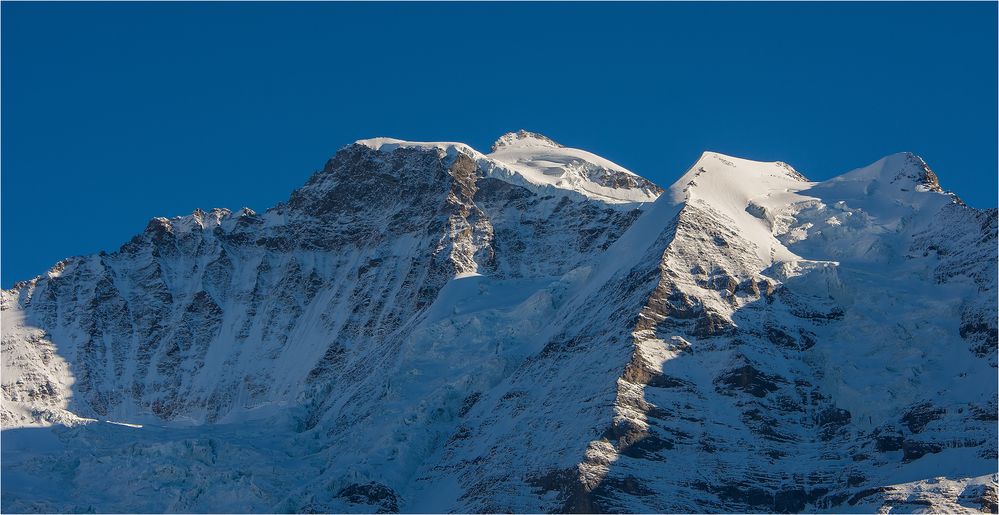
xmin=715 ymin=364 xmax=785 ymax=398
xmin=902 ymin=402 xmax=946 ymax=433
xmin=336 ymin=483 xmax=400 ymax=513
xmin=818 ymin=407 xmax=852 ymax=441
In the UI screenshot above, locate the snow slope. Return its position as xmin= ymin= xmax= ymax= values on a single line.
xmin=484 ymin=130 xmax=661 ymax=204
xmin=2 ymin=133 xmax=995 ymax=513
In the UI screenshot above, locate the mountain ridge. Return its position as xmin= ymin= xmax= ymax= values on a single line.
xmin=2 ymin=133 xmax=996 ymax=513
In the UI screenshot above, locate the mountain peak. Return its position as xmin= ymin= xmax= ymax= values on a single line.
xmin=484 ymin=131 xmax=661 ymax=204
xmin=866 ymin=152 xmax=942 ymax=192
xmin=812 ymin=151 xmax=951 ymax=208
xmin=349 ymin=132 xmax=660 ymax=205
xmin=668 ymin=152 xmax=812 ymax=202
xmin=490 ymin=130 xmax=564 ymax=152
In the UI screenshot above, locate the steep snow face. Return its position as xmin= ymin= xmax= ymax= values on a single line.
xmin=665 ymin=151 xmax=811 ymax=264
xmin=1 ymin=138 xmax=996 ymax=514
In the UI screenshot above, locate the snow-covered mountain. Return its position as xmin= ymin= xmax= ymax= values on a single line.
xmin=2 ymin=132 xmax=996 ymax=513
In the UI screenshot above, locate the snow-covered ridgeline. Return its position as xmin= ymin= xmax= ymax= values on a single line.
xmin=356 ymin=130 xmax=663 ymax=204
xmin=1 ymin=132 xmax=995 ymax=513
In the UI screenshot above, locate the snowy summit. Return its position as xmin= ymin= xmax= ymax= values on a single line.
xmin=357 ymin=130 xmax=662 ymax=204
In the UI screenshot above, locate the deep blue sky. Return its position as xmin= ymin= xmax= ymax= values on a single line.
xmin=2 ymin=2 xmax=996 ymax=286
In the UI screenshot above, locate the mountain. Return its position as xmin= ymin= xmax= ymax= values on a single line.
xmin=2 ymin=132 xmax=996 ymax=513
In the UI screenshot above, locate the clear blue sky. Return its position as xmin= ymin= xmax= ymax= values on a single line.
xmin=2 ymin=2 xmax=996 ymax=287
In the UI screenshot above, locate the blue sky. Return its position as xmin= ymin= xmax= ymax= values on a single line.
xmin=2 ymin=2 xmax=996 ymax=286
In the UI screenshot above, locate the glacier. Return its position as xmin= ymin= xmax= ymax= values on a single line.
xmin=2 ymin=131 xmax=996 ymax=513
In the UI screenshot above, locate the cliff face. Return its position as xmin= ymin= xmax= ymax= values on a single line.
xmin=2 ymin=134 xmax=995 ymax=513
